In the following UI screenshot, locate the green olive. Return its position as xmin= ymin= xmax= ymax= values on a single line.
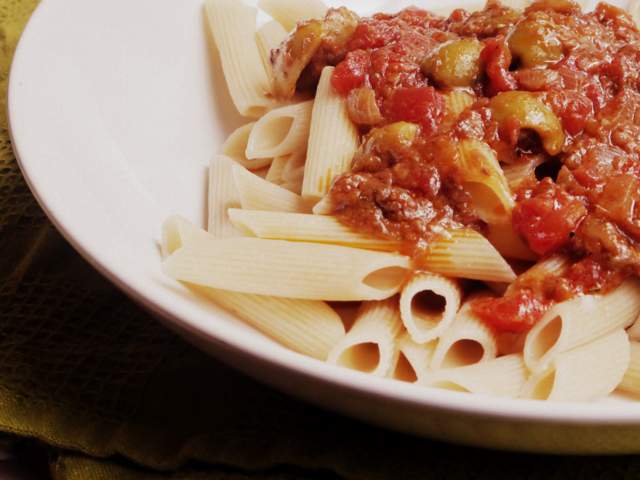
xmin=271 ymin=20 xmax=324 ymax=99
xmin=363 ymin=122 xmax=419 ymax=154
xmin=508 ymin=15 xmax=563 ymax=68
xmin=422 ymin=39 xmax=484 ymax=88
xmin=490 ymin=91 xmax=565 ymax=155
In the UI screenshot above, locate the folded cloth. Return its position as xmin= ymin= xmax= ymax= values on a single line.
xmin=2 ymin=1 xmax=640 ymax=479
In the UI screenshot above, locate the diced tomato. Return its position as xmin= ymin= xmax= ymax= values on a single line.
xmin=347 ymin=19 xmax=397 ymax=50
xmin=546 ymin=91 xmax=593 ymax=135
xmin=480 ymin=38 xmax=517 ymax=96
xmin=472 ymin=289 xmax=551 ymax=333
xmin=332 ymin=50 xmax=371 ymax=95
xmin=512 ymin=180 xmax=587 ymax=255
xmin=386 ymin=86 xmax=445 ymax=134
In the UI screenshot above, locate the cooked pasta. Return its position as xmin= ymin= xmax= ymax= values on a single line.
xmin=421 ymin=229 xmax=516 ymax=283
xmin=619 ymin=341 xmax=640 ymax=396
xmin=430 ymin=294 xmax=498 ymax=370
xmin=258 ymin=0 xmax=328 ymax=31
xmin=245 ymin=101 xmax=313 ymax=159
xmin=159 ymin=0 xmax=640 ymax=404
xmin=399 ymin=272 xmax=461 ymax=344
xmin=302 ymin=66 xmax=359 ymax=200
xmin=328 ymin=298 xmax=402 ymax=376
xmin=232 ymin=163 xmax=311 ymax=213
xmin=421 ymin=354 xmax=528 ymax=398
xmin=221 ymin=122 xmax=272 ymax=171
xmin=522 ymin=329 xmax=630 ymax=402
xmin=208 ymin=155 xmax=242 ymax=237
xmin=523 ymin=279 xmax=640 ymax=373
xmin=204 ymin=0 xmax=272 ymax=117
xmin=389 ymin=333 xmax=436 ymax=383
xmin=163 ymin=233 xmax=411 ymax=301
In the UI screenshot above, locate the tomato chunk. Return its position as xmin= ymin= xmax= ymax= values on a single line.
xmin=386 ymin=86 xmax=445 ymax=134
xmin=513 ymin=180 xmax=587 ymax=256
xmin=332 ymin=50 xmax=371 ymax=95
xmin=480 ymin=38 xmax=517 ymax=96
xmin=472 ymin=289 xmax=551 ymax=333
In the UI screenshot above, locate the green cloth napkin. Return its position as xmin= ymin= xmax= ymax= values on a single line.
xmin=3 ymin=1 xmax=640 ymax=479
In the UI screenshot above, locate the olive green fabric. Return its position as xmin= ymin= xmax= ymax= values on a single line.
xmin=3 ymin=1 xmax=640 ymax=479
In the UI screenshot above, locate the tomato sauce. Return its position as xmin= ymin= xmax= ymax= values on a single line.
xmin=277 ymin=0 xmax=640 ymax=333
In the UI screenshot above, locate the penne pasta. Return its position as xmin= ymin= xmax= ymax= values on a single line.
xmin=502 ymin=157 xmax=543 ymax=191
xmin=222 ymin=122 xmax=272 ymax=171
xmin=328 ymin=298 xmax=402 ymax=376
xmin=389 ymin=332 xmax=437 ymax=382
xmin=208 ymin=155 xmax=242 ymax=237
xmin=485 ymin=222 xmax=537 ymax=261
xmin=256 ymin=20 xmax=288 ymax=87
xmin=227 ymin=209 xmax=398 ymax=250
xmin=457 ymin=139 xmax=515 ymax=225
xmin=445 ymin=90 xmax=475 ymax=120
xmin=205 ymin=0 xmax=272 ymax=117
xmin=522 ymin=329 xmax=630 ymax=402
xmin=197 ymin=287 xmax=345 ymax=361
xmin=421 ymin=354 xmax=528 ymax=398
xmin=162 ymin=217 xmax=344 ymax=360
xmin=265 ymin=155 xmax=289 ymax=184
xmin=420 ymin=228 xmax=517 ymax=283
xmin=163 ymin=235 xmax=411 ymax=301
xmin=430 ymin=294 xmax=498 ymax=369
xmin=399 ymin=272 xmax=462 ymax=344
xmin=628 ymin=0 xmax=640 ymax=26
xmin=232 ymin=163 xmax=311 ymax=213
xmin=245 ymin=101 xmax=313 ymax=159
xmin=523 ymin=279 xmax=640 ymax=373
xmin=258 ymin=0 xmax=328 ymax=31
xmin=302 ymin=67 xmax=360 ymax=201
xmin=619 ymin=341 xmax=640 ymax=396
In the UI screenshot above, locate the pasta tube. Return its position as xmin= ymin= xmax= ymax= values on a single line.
xmin=421 ymin=354 xmax=528 ymax=398
xmin=522 ymin=329 xmax=630 ymax=402
xmin=389 ymin=333 xmax=437 ymax=382
xmin=232 ymin=163 xmax=311 ymax=213
xmin=258 ymin=0 xmax=328 ymax=31
xmin=161 ymin=217 xmax=344 ymax=360
xmin=420 ymin=228 xmax=517 ymax=282
xmin=302 ymin=66 xmax=359 ymax=200
xmin=163 ymin=235 xmax=411 ymax=301
xmin=245 ymin=101 xmax=313 ymax=159
xmin=208 ymin=155 xmax=242 ymax=238
xmin=619 ymin=341 xmax=640 ymax=396
xmin=523 ymin=279 xmax=640 ymax=373
xmin=328 ymin=298 xmax=402 ymax=376
xmin=221 ymin=123 xmax=272 ymax=171
xmin=399 ymin=272 xmax=462 ymax=344
xmin=205 ymin=0 xmax=272 ymax=117
xmin=430 ymin=294 xmax=498 ymax=369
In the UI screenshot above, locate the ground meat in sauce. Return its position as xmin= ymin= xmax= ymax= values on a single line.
xmin=276 ymin=0 xmax=640 ymax=333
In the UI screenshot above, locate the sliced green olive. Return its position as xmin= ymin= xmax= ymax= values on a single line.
xmin=508 ymin=15 xmax=563 ymax=68
xmin=490 ymin=91 xmax=565 ymax=155
xmin=422 ymin=38 xmax=484 ymax=88
xmin=271 ymin=20 xmax=324 ymax=99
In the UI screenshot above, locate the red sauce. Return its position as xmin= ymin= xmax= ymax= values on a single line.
xmin=276 ymin=0 xmax=640 ymax=333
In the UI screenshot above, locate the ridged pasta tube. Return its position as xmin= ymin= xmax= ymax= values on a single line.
xmin=524 ymin=279 xmax=640 ymax=373
xmin=205 ymin=0 xmax=272 ymax=117
xmin=399 ymin=272 xmax=462 ymax=344
xmin=222 ymin=123 xmax=272 ymax=170
xmin=522 ymin=329 xmax=630 ymax=402
xmin=163 ymin=235 xmax=411 ymax=301
xmin=421 ymin=354 xmax=528 ymax=398
xmin=208 ymin=155 xmax=242 ymax=238
xmin=245 ymin=101 xmax=313 ymax=159
xmin=328 ymin=298 xmax=402 ymax=376
xmin=619 ymin=341 xmax=640 ymax=396
xmin=430 ymin=294 xmax=498 ymax=369
xmin=389 ymin=332 xmax=437 ymax=382
xmin=161 ymin=217 xmax=344 ymax=360
xmin=258 ymin=0 xmax=328 ymax=31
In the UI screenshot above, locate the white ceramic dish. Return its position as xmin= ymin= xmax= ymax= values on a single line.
xmin=10 ymin=0 xmax=640 ymax=454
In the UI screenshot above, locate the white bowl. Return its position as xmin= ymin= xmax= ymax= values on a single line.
xmin=9 ymin=0 xmax=640 ymax=453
